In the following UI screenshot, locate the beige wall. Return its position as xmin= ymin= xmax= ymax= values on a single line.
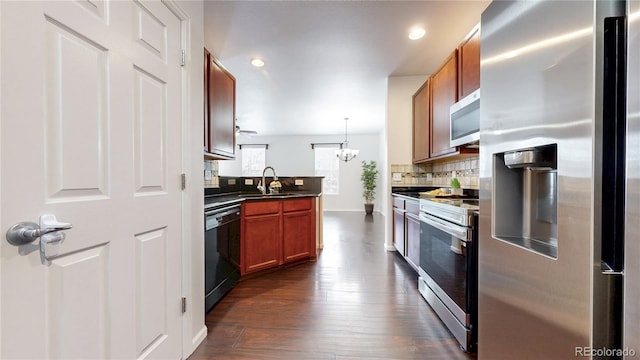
xmin=383 ymin=75 xmax=428 ymax=249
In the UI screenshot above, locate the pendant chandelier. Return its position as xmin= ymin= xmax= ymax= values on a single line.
xmin=336 ymin=117 xmax=359 ymax=162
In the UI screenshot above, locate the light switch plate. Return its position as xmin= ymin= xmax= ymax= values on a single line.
xmin=295 ymin=179 xmax=304 ymax=186
xmin=228 ymin=179 xmax=236 ymax=185
xmin=245 ymin=179 xmax=254 ymax=185
xmin=392 ymin=173 xmax=402 ymax=181
xmin=426 ymin=173 xmax=433 ymax=181
xmin=204 ymin=170 xmax=212 ymax=180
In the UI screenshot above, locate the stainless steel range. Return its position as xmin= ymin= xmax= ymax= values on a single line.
xmin=418 ymin=197 xmax=479 ymax=352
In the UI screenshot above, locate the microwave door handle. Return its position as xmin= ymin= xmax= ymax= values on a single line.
xmin=420 ymin=214 xmax=468 ymax=240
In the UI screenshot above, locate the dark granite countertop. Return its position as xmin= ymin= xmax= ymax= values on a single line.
xmin=392 ymin=192 xmax=423 ymax=200
xmin=205 ymin=191 xmax=321 ymax=210
xmin=391 ymin=186 xmax=479 ymax=200
xmin=391 ymin=186 xmax=436 ymax=201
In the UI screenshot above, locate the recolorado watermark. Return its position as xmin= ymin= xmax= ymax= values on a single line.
xmin=575 ymin=347 xmax=637 ymax=357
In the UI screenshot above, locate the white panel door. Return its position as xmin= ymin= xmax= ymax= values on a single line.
xmin=0 ymin=1 xmax=183 ymax=359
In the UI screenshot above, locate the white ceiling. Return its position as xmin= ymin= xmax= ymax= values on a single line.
xmin=203 ymin=0 xmax=491 ymax=136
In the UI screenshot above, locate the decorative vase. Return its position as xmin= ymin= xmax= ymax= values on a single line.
xmin=364 ymin=203 xmax=374 ymax=215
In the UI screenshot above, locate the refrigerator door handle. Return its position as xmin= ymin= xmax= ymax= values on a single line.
xmin=600 ymin=15 xmax=627 ymax=273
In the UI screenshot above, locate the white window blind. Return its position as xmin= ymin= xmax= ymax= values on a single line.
xmin=314 ymin=147 xmax=339 ymax=195
xmin=241 ymin=147 xmax=266 ymax=176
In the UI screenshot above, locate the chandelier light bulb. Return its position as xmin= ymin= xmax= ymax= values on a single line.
xmin=336 ymin=117 xmax=360 ymax=162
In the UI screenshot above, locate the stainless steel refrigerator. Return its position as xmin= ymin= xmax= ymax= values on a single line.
xmin=479 ymin=1 xmax=640 ymax=358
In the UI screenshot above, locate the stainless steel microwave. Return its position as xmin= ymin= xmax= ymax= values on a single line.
xmin=450 ymin=89 xmax=480 ymax=147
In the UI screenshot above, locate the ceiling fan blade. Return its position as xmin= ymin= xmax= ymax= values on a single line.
xmin=236 ymin=125 xmax=258 ymax=136
xmin=238 ymin=129 xmax=258 ymax=135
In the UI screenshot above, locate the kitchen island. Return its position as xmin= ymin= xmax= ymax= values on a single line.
xmin=205 ymin=178 xmax=323 ymax=277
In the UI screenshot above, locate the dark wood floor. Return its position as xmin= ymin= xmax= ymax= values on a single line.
xmin=190 ymin=212 xmax=475 ymax=360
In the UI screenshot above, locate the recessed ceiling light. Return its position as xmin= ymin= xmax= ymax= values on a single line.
xmin=250 ymin=58 xmax=265 ymax=67
xmin=409 ymin=27 xmax=426 ymax=40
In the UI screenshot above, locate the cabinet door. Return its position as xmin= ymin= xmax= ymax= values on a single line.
xmin=393 ymin=208 xmax=406 ymax=255
xmin=406 ymin=213 xmax=420 ymax=271
xmin=208 ymin=55 xmax=236 ymax=159
xmin=412 ymin=79 xmax=430 ymax=163
xmin=283 ymin=210 xmax=312 ymax=263
xmin=242 ymin=214 xmax=281 ymax=274
xmin=458 ymin=25 xmax=480 ymax=99
xmin=430 ymin=50 xmax=458 ymax=158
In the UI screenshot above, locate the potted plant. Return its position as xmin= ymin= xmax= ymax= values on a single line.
xmin=361 ymin=160 xmax=378 ymax=214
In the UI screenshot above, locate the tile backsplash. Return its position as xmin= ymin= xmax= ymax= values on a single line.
xmin=391 ymin=156 xmax=479 ymax=189
xmin=204 ymin=159 xmax=220 ymax=188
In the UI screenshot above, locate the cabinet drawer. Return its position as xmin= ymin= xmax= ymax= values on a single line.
xmin=283 ymin=197 xmax=313 ymax=212
xmin=392 ymin=196 xmax=405 ymax=209
xmin=406 ymin=199 xmax=420 ymax=215
xmin=243 ymin=200 xmax=280 ymax=216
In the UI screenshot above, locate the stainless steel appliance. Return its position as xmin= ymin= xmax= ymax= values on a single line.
xmin=418 ymin=197 xmax=479 ymax=352
xmin=479 ymin=1 xmax=639 ymax=358
xmin=450 ymin=88 xmax=480 ymax=147
xmin=205 ymin=202 xmax=241 ymax=312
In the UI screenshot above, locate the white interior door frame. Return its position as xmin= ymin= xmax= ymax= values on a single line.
xmin=0 ymin=2 xmax=3 ymax=356
xmin=160 ymin=1 xmax=191 ymax=358
xmin=159 ymin=1 xmax=207 ymax=357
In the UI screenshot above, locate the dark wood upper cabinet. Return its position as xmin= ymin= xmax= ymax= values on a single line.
xmin=410 ymin=24 xmax=480 ymax=164
xmin=458 ymin=25 xmax=481 ymax=99
xmin=412 ymin=79 xmax=430 ymax=164
xmin=430 ymin=50 xmax=458 ymax=158
xmin=204 ymin=49 xmax=236 ymax=160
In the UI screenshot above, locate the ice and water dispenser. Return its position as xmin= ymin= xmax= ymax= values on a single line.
xmin=493 ymin=144 xmax=558 ymax=258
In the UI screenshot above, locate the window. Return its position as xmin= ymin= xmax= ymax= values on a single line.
xmin=314 ymin=147 xmax=339 ymax=195
xmin=241 ymin=147 xmax=266 ymax=176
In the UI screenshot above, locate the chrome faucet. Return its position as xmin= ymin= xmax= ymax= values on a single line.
xmin=257 ymin=166 xmax=278 ymax=194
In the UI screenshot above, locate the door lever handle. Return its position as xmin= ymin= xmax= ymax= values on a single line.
xmin=6 ymin=214 xmax=73 ymax=246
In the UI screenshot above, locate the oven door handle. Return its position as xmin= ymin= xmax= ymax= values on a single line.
xmin=205 ymin=205 xmax=241 ymax=218
xmin=420 ymin=213 xmax=469 ymax=241
xmin=205 ymin=205 xmax=241 ymax=230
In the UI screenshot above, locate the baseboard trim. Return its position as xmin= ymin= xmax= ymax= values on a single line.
xmin=191 ymin=325 xmax=207 ymax=352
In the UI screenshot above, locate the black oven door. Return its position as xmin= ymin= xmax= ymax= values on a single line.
xmin=419 ymin=213 xmax=473 ymax=319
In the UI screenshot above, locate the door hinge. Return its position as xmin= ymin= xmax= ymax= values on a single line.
xmin=180 ymin=50 xmax=185 ymax=67
xmin=182 ymin=297 xmax=187 ymax=313
xmin=181 ymin=173 xmax=186 ymax=190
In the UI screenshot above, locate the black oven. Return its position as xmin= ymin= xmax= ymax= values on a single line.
xmin=205 ymin=203 xmax=241 ymax=313
xmin=418 ymin=200 xmax=478 ymax=352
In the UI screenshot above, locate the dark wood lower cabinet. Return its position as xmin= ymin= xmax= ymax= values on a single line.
xmin=243 ymin=214 xmax=281 ymax=274
xmin=392 ymin=195 xmax=420 ymax=272
xmin=406 ymin=213 xmax=420 ymax=271
xmin=392 ymin=196 xmax=406 ymax=255
xmin=242 ymin=197 xmax=316 ymax=275
xmin=393 ymin=208 xmax=406 ymax=255
xmin=283 ymin=211 xmax=312 ymax=263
